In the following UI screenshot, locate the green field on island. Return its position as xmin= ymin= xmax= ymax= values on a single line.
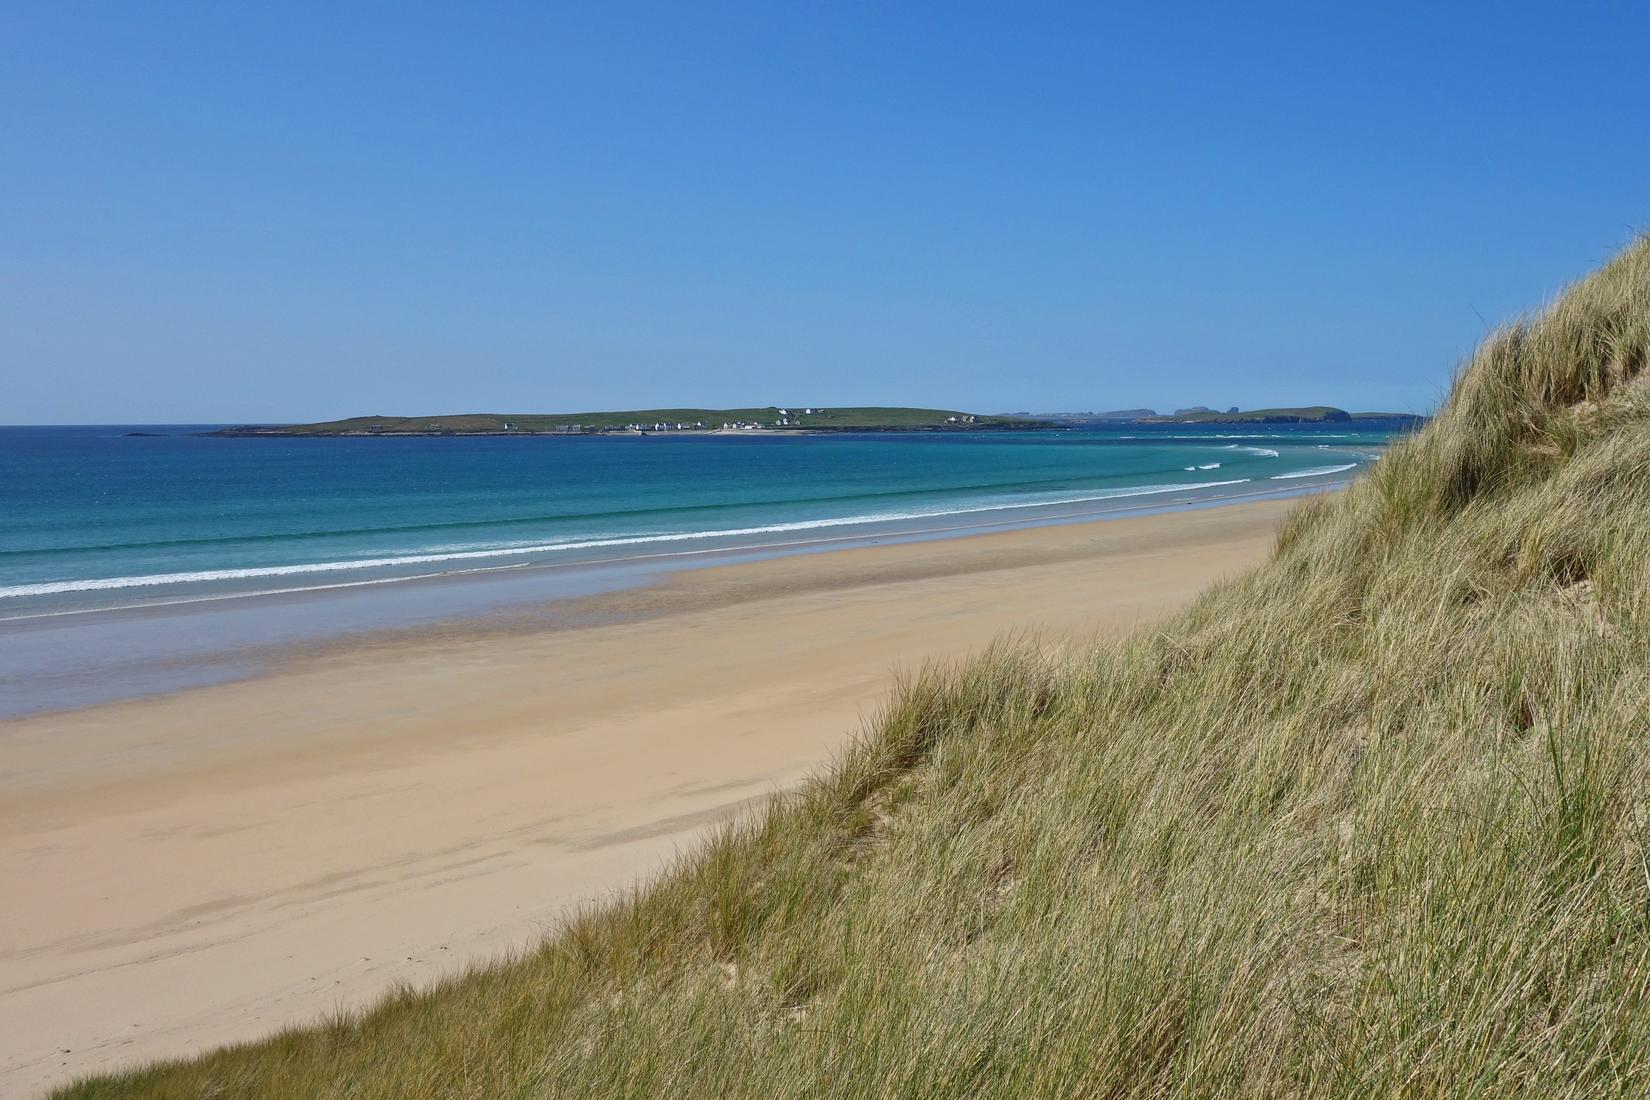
xmin=1142 ymin=406 xmax=1421 ymax=424
xmin=214 ymin=407 xmax=1045 ymax=435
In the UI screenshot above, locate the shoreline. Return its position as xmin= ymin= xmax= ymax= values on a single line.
xmin=0 ymin=497 xmax=1299 ymax=1096
xmin=0 ymin=476 xmax=1350 ymax=721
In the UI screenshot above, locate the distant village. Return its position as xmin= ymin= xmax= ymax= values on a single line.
xmin=493 ymin=408 xmax=836 ymax=434
xmin=620 ymin=407 xmax=833 ymax=432
xmin=485 ymin=408 xmax=984 ymax=434
xmin=610 ymin=410 xmax=982 ymax=433
xmin=212 ymin=407 xmax=1008 ymax=438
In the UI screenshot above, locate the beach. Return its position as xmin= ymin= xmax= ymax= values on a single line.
xmin=0 ymin=498 xmax=1292 ymax=1096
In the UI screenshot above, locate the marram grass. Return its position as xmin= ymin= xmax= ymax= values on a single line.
xmin=61 ymin=237 xmax=1650 ymax=1098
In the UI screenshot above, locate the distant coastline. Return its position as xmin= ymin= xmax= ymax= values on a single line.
xmin=1032 ymin=405 xmax=1427 ymax=427
xmin=207 ymin=404 xmax=1426 ymax=437
xmin=209 ymin=406 xmax=1052 ymax=437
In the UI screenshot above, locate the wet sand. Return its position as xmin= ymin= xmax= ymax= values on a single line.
xmin=0 ymin=497 xmax=1295 ymax=1096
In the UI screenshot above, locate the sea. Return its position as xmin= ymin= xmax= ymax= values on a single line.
xmin=0 ymin=422 xmax=1410 ymax=716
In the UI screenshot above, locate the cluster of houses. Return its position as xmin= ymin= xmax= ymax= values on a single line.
xmin=618 ymin=420 xmax=709 ymax=432
xmin=769 ymin=407 xmax=824 ymax=428
xmin=944 ymin=415 xmax=978 ymax=424
xmin=502 ymin=422 xmax=588 ymax=433
xmin=701 ymin=408 xmax=834 ymax=431
xmin=497 ymin=408 xmax=836 ymax=434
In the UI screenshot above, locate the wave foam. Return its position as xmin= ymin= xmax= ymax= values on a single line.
xmin=1269 ymin=464 xmax=1357 ymax=480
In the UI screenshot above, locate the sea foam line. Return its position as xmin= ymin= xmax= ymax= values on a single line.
xmin=1269 ymin=464 xmax=1358 ymax=480
xmin=0 ymin=479 xmax=1253 ymax=599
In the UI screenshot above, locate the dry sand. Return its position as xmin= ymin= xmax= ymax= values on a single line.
xmin=0 ymin=499 xmax=1293 ymax=1096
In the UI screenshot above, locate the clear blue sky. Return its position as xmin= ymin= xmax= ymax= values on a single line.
xmin=4 ymin=3 xmax=1646 ymax=423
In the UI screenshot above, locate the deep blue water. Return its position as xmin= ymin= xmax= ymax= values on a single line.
xmin=0 ymin=423 xmax=1402 ymax=619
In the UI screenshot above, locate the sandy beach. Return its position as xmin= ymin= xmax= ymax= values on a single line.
xmin=0 ymin=498 xmax=1293 ymax=1097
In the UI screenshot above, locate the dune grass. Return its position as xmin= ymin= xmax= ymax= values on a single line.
xmin=60 ymin=237 xmax=1650 ymax=1097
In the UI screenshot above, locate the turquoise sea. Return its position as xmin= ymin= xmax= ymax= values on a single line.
xmin=0 ymin=422 xmax=1408 ymax=714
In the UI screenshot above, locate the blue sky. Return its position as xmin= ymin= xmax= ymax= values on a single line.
xmin=4 ymin=3 xmax=1647 ymax=423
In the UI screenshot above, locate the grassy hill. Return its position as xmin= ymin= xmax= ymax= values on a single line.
xmin=1145 ymin=405 xmax=1354 ymax=423
xmin=66 ymin=237 xmax=1650 ymax=1098
xmin=1143 ymin=407 xmax=1429 ymax=425
xmin=213 ymin=407 xmax=1043 ymax=435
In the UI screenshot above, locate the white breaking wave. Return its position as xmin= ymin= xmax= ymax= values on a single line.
xmin=1269 ymin=464 xmax=1358 ymax=480
xmin=1127 ymin=433 xmax=1353 ymax=441
xmin=1197 ymin=462 xmax=1222 ymax=470
xmin=0 ymin=479 xmax=1254 ymax=599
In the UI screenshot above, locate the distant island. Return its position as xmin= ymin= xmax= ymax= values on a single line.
xmin=1034 ymin=406 xmax=1425 ymax=426
xmin=211 ymin=407 xmax=1051 ymax=437
xmin=1141 ymin=406 xmax=1423 ymax=425
xmin=213 ymin=404 xmax=1428 ymax=437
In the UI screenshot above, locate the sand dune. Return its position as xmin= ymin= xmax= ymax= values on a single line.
xmin=0 ymin=499 xmax=1291 ymax=1096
